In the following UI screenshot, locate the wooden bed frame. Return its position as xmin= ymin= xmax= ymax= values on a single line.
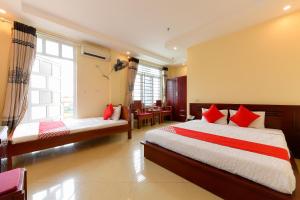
xmin=4 ymin=105 xmax=131 ymax=170
xmin=143 ymin=103 xmax=300 ymax=200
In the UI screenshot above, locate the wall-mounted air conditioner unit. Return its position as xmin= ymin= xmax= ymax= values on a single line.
xmin=80 ymin=44 xmax=111 ymax=61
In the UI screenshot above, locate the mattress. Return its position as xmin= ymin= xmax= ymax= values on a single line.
xmin=12 ymin=117 xmax=128 ymax=144
xmin=144 ymin=120 xmax=296 ymax=194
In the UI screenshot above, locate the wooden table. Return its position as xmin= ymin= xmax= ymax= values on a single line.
xmin=136 ymin=113 xmax=153 ymax=129
xmin=148 ymin=110 xmax=161 ymax=124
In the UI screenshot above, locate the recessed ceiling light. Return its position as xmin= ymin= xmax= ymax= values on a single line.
xmin=173 ymin=46 xmax=177 ymax=50
xmin=283 ymin=5 xmax=291 ymax=11
xmin=0 ymin=8 xmax=6 ymax=14
xmin=126 ymin=51 xmax=131 ymax=55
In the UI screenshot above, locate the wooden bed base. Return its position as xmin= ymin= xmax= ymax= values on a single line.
xmin=142 ymin=103 xmax=300 ymax=200
xmin=143 ymin=141 xmax=300 ymax=200
xmin=4 ymin=106 xmax=131 ymax=170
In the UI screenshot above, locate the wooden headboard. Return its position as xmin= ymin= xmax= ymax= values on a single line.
xmin=190 ymin=103 xmax=300 ymax=158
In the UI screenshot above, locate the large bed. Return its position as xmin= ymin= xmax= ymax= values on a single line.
xmin=143 ymin=103 xmax=300 ymax=200
xmin=4 ymin=106 xmax=131 ymax=170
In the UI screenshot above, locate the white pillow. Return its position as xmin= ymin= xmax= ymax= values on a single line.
xmin=229 ymin=109 xmax=265 ymax=129
xmin=201 ymin=108 xmax=228 ymax=125
xmin=110 ymin=105 xmax=122 ymax=120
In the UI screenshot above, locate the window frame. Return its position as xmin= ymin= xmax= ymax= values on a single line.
xmin=133 ymin=64 xmax=163 ymax=107
xmin=24 ymin=34 xmax=77 ymax=122
xmin=27 ymin=58 xmax=62 ymax=122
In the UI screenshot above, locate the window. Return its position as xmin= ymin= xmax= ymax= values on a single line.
xmin=133 ymin=64 xmax=162 ymax=106
xmin=23 ymin=36 xmax=76 ymax=122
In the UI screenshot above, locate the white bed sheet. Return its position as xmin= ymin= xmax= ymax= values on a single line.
xmin=12 ymin=117 xmax=127 ymax=144
xmin=144 ymin=120 xmax=296 ymax=194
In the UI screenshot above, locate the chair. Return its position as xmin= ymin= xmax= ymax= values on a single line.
xmin=155 ymin=100 xmax=162 ymax=107
xmin=160 ymin=105 xmax=173 ymax=123
xmin=155 ymin=100 xmax=172 ymax=123
xmin=132 ymin=101 xmax=153 ymax=129
xmin=0 ymin=168 xmax=27 ymax=200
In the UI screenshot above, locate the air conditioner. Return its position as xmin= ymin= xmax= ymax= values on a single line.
xmin=80 ymin=45 xmax=111 ymax=61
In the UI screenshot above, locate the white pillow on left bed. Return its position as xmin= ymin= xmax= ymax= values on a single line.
xmin=110 ymin=105 xmax=122 ymax=120
xmin=201 ymin=108 xmax=228 ymax=125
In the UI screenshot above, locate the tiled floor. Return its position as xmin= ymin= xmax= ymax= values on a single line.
xmin=11 ymin=122 xmax=298 ymax=200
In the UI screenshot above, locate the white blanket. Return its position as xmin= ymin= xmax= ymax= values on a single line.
xmin=144 ymin=120 xmax=296 ymax=194
xmin=12 ymin=117 xmax=128 ymax=144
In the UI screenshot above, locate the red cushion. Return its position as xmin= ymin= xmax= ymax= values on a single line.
xmin=103 ymin=104 xmax=114 ymax=120
xmin=0 ymin=168 xmax=22 ymax=196
xmin=202 ymin=104 xmax=224 ymax=123
xmin=230 ymin=105 xmax=259 ymax=127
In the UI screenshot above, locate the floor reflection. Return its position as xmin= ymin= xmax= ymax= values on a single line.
xmin=133 ymin=148 xmax=146 ymax=182
xmin=15 ymin=122 xmax=222 ymax=200
xmin=32 ymin=178 xmax=75 ymax=200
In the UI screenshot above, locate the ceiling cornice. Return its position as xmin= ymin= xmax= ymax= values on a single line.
xmin=21 ymin=2 xmax=173 ymax=65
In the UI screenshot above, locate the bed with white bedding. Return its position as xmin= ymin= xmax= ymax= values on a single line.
xmin=144 ymin=119 xmax=298 ymax=199
xmin=12 ymin=117 xmax=128 ymax=144
xmin=144 ymin=115 xmax=298 ymax=199
xmin=4 ymin=106 xmax=131 ymax=170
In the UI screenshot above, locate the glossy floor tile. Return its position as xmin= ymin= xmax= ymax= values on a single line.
xmin=12 ymin=122 xmax=296 ymax=200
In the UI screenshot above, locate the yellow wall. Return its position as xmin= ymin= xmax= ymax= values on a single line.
xmin=187 ymin=11 xmax=300 ymax=106
xmin=0 ymin=22 xmax=11 ymax=116
xmin=167 ymin=65 xmax=187 ymax=79
xmin=0 ymin=21 xmax=128 ymax=119
xmin=109 ymin=51 xmax=128 ymax=106
xmin=76 ymin=46 xmax=109 ymax=118
xmin=77 ymin=48 xmax=128 ymax=117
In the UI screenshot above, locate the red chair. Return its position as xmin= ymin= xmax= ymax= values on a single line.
xmin=0 ymin=168 xmax=27 ymax=200
xmin=132 ymin=101 xmax=153 ymax=129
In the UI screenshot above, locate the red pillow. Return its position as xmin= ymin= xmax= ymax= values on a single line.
xmin=103 ymin=104 xmax=114 ymax=120
xmin=202 ymin=104 xmax=224 ymax=123
xmin=230 ymin=105 xmax=259 ymax=127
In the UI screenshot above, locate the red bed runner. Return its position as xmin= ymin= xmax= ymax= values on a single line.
xmin=162 ymin=126 xmax=289 ymax=161
xmin=39 ymin=121 xmax=70 ymax=140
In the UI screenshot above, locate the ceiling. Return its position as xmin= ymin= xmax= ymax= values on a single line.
xmin=0 ymin=0 xmax=299 ymax=65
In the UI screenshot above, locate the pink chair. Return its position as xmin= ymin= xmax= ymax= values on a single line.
xmin=0 ymin=168 xmax=27 ymax=200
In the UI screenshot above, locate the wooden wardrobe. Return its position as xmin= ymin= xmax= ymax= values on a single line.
xmin=166 ymin=76 xmax=187 ymax=122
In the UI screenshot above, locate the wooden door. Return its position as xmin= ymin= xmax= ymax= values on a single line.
xmin=176 ymin=76 xmax=187 ymax=122
xmin=166 ymin=79 xmax=176 ymax=119
xmin=166 ymin=76 xmax=187 ymax=122
xmin=166 ymin=79 xmax=175 ymax=106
